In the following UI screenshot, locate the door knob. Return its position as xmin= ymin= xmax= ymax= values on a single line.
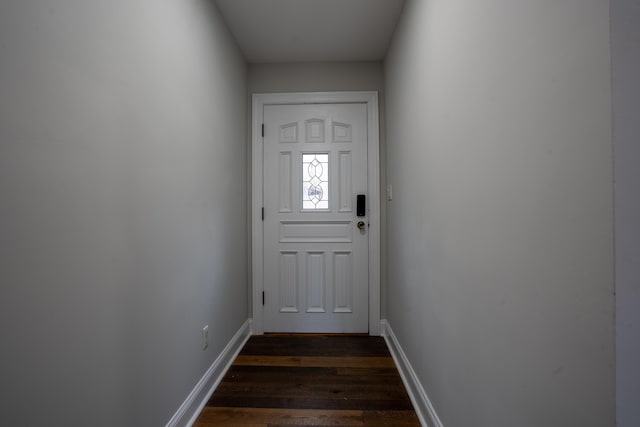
xmin=357 ymin=221 xmax=366 ymax=230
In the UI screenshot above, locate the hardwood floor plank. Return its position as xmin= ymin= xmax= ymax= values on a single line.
xmin=196 ymin=407 xmax=421 ymax=426
xmin=233 ymin=355 xmax=395 ymax=368
xmin=210 ymin=367 xmax=412 ymax=410
xmin=210 ymin=397 xmax=414 ymax=411
xmin=220 ymin=366 xmax=407 ymax=386
xmin=196 ymin=407 xmax=365 ymax=426
xmin=240 ymin=336 xmax=391 ymax=358
xmin=361 ymin=410 xmax=422 ymax=426
xmin=195 ymin=423 xmax=266 ymax=427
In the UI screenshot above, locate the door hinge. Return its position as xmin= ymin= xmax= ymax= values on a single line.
xmin=262 ymin=291 xmax=265 ymax=306
xmin=261 ymin=207 xmax=264 ymax=221
xmin=261 ymin=124 xmax=264 ymax=137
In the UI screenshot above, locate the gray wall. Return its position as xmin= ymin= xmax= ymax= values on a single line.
xmin=247 ymin=62 xmax=388 ymax=318
xmin=384 ymin=1 xmax=614 ymax=426
xmin=612 ymin=0 xmax=640 ymax=425
xmin=0 ymin=1 xmax=247 ymax=426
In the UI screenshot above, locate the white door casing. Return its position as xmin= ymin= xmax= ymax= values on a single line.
xmin=252 ymin=92 xmax=380 ymax=335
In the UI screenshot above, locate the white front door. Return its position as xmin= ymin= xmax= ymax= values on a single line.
xmin=262 ymin=103 xmax=369 ymax=333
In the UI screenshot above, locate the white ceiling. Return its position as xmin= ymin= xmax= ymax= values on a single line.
xmin=214 ymin=0 xmax=406 ymax=63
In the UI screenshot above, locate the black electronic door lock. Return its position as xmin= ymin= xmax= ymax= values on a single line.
xmin=357 ymin=194 xmax=366 ymax=217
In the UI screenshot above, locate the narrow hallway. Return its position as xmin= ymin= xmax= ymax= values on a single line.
xmin=1 ymin=1 xmax=635 ymax=426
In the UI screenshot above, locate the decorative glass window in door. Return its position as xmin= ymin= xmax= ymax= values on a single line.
xmin=302 ymin=153 xmax=329 ymax=210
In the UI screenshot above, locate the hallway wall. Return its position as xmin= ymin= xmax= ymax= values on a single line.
xmin=0 ymin=1 xmax=247 ymax=425
xmin=384 ymin=1 xmax=614 ymax=426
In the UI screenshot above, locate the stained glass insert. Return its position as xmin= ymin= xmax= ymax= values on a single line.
xmin=302 ymin=153 xmax=329 ymax=210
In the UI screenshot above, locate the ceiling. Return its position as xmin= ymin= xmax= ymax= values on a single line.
xmin=214 ymin=0 xmax=406 ymax=63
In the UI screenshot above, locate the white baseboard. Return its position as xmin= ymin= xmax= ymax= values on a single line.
xmin=381 ymin=319 xmax=444 ymax=427
xmin=166 ymin=319 xmax=252 ymax=427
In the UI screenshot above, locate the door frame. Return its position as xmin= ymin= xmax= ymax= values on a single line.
xmin=251 ymin=92 xmax=380 ymax=335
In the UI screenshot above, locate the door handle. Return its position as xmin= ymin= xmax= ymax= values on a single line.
xmin=357 ymin=221 xmax=366 ymax=230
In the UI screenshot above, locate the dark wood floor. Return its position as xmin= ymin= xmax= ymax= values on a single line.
xmin=193 ymin=334 xmax=421 ymax=426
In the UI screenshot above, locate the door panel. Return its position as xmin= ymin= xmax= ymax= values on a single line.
xmin=263 ymin=103 xmax=368 ymax=333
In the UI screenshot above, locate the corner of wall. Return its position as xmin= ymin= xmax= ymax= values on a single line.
xmin=381 ymin=320 xmax=443 ymax=427
xmin=166 ymin=320 xmax=252 ymax=427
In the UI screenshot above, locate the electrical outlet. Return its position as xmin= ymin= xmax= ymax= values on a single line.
xmin=202 ymin=325 xmax=208 ymax=350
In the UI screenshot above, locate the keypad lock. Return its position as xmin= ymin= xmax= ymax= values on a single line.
xmin=357 ymin=194 xmax=366 ymax=217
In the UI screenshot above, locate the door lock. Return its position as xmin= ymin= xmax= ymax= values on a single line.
xmin=357 ymin=221 xmax=366 ymax=230
xmin=357 ymin=194 xmax=366 ymax=217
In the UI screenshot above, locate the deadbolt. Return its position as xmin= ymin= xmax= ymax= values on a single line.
xmin=357 ymin=221 xmax=366 ymax=230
